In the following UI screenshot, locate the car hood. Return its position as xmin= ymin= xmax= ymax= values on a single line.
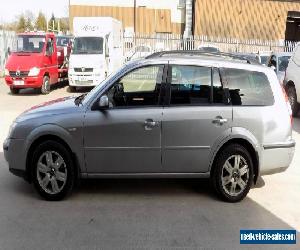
xmin=16 ymin=96 xmax=81 ymax=123
xmin=69 ymin=54 xmax=105 ymax=68
xmin=5 ymin=53 xmax=43 ymax=71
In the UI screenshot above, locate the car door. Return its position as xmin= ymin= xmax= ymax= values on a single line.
xmin=83 ymin=64 xmax=165 ymax=173
xmin=44 ymin=36 xmax=58 ymax=84
xmin=162 ymin=64 xmax=232 ymax=173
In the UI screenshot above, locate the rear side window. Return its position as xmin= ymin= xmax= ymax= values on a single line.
xmin=169 ymin=65 xmax=225 ymax=105
xmin=225 ymin=68 xmax=274 ymax=106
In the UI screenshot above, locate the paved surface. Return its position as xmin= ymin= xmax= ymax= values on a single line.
xmin=0 ymin=79 xmax=299 ymax=249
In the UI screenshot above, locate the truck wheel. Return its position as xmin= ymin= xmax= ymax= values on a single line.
xmin=31 ymin=140 xmax=75 ymax=201
xmin=286 ymin=85 xmax=299 ymax=116
xmin=211 ymin=144 xmax=253 ymax=202
xmin=69 ymin=86 xmax=77 ymax=92
xmin=10 ymin=87 xmax=19 ymax=95
xmin=41 ymin=76 xmax=50 ymax=95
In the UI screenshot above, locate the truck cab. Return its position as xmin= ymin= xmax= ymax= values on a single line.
xmin=4 ymin=32 xmax=68 ymax=94
xmin=68 ymin=17 xmax=124 ymax=91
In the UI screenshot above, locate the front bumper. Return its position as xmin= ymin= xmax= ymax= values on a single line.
xmin=68 ymin=73 xmax=104 ymax=87
xmin=3 ymin=138 xmax=29 ymax=181
xmin=260 ymin=140 xmax=295 ymax=175
xmin=5 ymin=75 xmax=44 ymax=88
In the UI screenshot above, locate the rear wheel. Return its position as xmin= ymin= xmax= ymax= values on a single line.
xmin=211 ymin=144 xmax=253 ymax=202
xmin=10 ymin=87 xmax=19 ymax=94
xmin=40 ymin=76 xmax=50 ymax=94
xmin=286 ymin=85 xmax=299 ymax=116
xmin=31 ymin=140 xmax=75 ymax=200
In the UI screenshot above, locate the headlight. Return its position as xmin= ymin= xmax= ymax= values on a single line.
xmin=8 ymin=122 xmax=17 ymax=138
xmin=4 ymin=68 xmax=9 ymax=76
xmin=28 ymin=67 xmax=40 ymax=77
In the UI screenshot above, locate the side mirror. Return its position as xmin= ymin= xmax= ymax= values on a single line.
xmin=98 ymin=95 xmax=109 ymax=109
xmin=7 ymin=47 xmax=11 ymax=56
xmin=271 ymin=65 xmax=276 ymax=71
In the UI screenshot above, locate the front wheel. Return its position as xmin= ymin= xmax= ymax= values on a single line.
xmin=10 ymin=87 xmax=19 ymax=95
xmin=286 ymin=85 xmax=299 ymax=116
xmin=68 ymin=86 xmax=77 ymax=92
xmin=211 ymin=144 xmax=253 ymax=202
xmin=31 ymin=140 xmax=75 ymax=200
xmin=40 ymin=76 xmax=50 ymax=94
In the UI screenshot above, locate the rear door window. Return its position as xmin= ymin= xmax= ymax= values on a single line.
xmin=225 ymin=68 xmax=274 ymax=106
xmin=168 ymin=65 xmax=226 ymax=105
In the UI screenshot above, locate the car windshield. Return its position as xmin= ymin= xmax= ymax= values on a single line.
xmin=14 ymin=35 xmax=45 ymax=53
xmin=72 ymin=37 xmax=103 ymax=54
xmin=260 ymin=56 xmax=269 ymax=65
xmin=278 ymin=55 xmax=291 ymax=72
xmin=56 ymin=37 xmax=70 ymax=47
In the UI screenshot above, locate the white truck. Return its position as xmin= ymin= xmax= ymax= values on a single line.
xmin=68 ymin=17 xmax=124 ymax=91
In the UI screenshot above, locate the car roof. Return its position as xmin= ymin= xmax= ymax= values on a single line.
xmin=271 ymin=52 xmax=293 ymax=57
xmin=127 ymin=52 xmax=271 ymax=73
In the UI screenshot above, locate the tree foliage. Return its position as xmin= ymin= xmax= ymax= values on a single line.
xmin=35 ymin=12 xmax=47 ymax=31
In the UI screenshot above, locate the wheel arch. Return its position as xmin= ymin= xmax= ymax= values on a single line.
xmin=210 ymin=138 xmax=259 ymax=184
xmin=25 ymin=134 xmax=80 ymax=183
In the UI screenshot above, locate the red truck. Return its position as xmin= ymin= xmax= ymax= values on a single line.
xmin=4 ymin=32 xmax=68 ymax=94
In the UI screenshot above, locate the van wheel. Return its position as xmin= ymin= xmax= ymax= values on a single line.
xmin=286 ymin=85 xmax=299 ymax=116
xmin=211 ymin=144 xmax=253 ymax=202
xmin=31 ymin=140 xmax=75 ymax=201
xmin=69 ymin=86 xmax=76 ymax=92
xmin=41 ymin=76 xmax=50 ymax=94
xmin=10 ymin=87 xmax=19 ymax=94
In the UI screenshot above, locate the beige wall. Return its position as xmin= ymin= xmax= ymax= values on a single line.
xmin=70 ymin=0 xmax=300 ymax=40
xmin=194 ymin=0 xmax=300 ymax=40
xmin=69 ymin=5 xmax=184 ymax=34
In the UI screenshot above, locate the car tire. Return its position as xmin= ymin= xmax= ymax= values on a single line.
xmin=211 ymin=144 xmax=253 ymax=202
xmin=69 ymin=86 xmax=76 ymax=92
xmin=40 ymin=76 xmax=50 ymax=95
xmin=31 ymin=140 xmax=75 ymax=201
xmin=10 ymin=87 xmax=19 ymax=95
xmin=286 ymin=85 xmax=299 ymax=116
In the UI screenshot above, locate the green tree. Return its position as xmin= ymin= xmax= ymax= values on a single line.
xmin=35 ymin=11 xmax=47 ymax=31
xmin=59 ymin=18 xmax=69 ymax=33
xmin=48 ymin=13 xmax=58 ymax=31
xmin=16 ymin=15 xmax=26 ymax=32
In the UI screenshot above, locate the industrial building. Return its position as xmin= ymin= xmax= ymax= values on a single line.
xmin=69 ymin=0 xmax=300 ymax=41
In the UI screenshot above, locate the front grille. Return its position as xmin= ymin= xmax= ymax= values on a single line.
xmin=9 ymin=71 xmax=29 ymax=77
xmin=74 ymin=68 xmax=93 ymax=72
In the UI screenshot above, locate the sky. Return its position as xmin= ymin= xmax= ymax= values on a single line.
xmin=0 ymin=0 xmax=69 ymax=23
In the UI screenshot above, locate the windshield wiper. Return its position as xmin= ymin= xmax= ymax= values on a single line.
xmin=74 ymin=93 xmax=87 ymax=106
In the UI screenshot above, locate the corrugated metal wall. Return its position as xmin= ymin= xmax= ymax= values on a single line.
xmin=194 ymin=0 xmax=300 ymax=40
xmin=70 ymin=0 xmax=300 ymax=40
xmin=69 ymin=5 xmax=183 ymax=34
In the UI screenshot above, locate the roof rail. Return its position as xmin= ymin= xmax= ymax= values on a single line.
xmin=145 ymin=50 xmax=260 ymax=65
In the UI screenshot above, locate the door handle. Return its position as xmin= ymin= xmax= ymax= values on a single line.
xmin=144 ymin=119 xmax=159 ymax=130
xmin=212 ymin=116 xmax=228 ymax=126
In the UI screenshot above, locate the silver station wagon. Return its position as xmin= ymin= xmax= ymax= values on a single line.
xmin=3 ymin=51 xmax=295 ymax=202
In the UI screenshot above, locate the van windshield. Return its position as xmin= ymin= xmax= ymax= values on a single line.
xmin=72 ymin=37 xmax=103 ymax=54
xmin=14 ymin=35 xmax=46 ymax=53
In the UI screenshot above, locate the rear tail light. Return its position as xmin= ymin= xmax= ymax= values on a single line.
xmin=281 ymin=85 xmax=293 ymax=125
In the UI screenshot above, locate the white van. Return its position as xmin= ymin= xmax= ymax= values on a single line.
xmin=68 ymin=17 xmax=124 ymax=91
xmin=284 ymin=43 xmax=300 ymax=116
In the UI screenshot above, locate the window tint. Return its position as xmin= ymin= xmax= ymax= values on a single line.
xmin=106 ymin=65 xmax=163 ymax=107
xmin=170 ymin=65 xmax=210 ymax=105
xmin=169 ymin=65 xmax=225 ymax=105
xmin=213 ymin=68 xmax=224 ymax=103
xmin=225 ymin=68 xmax=274 ymax=106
